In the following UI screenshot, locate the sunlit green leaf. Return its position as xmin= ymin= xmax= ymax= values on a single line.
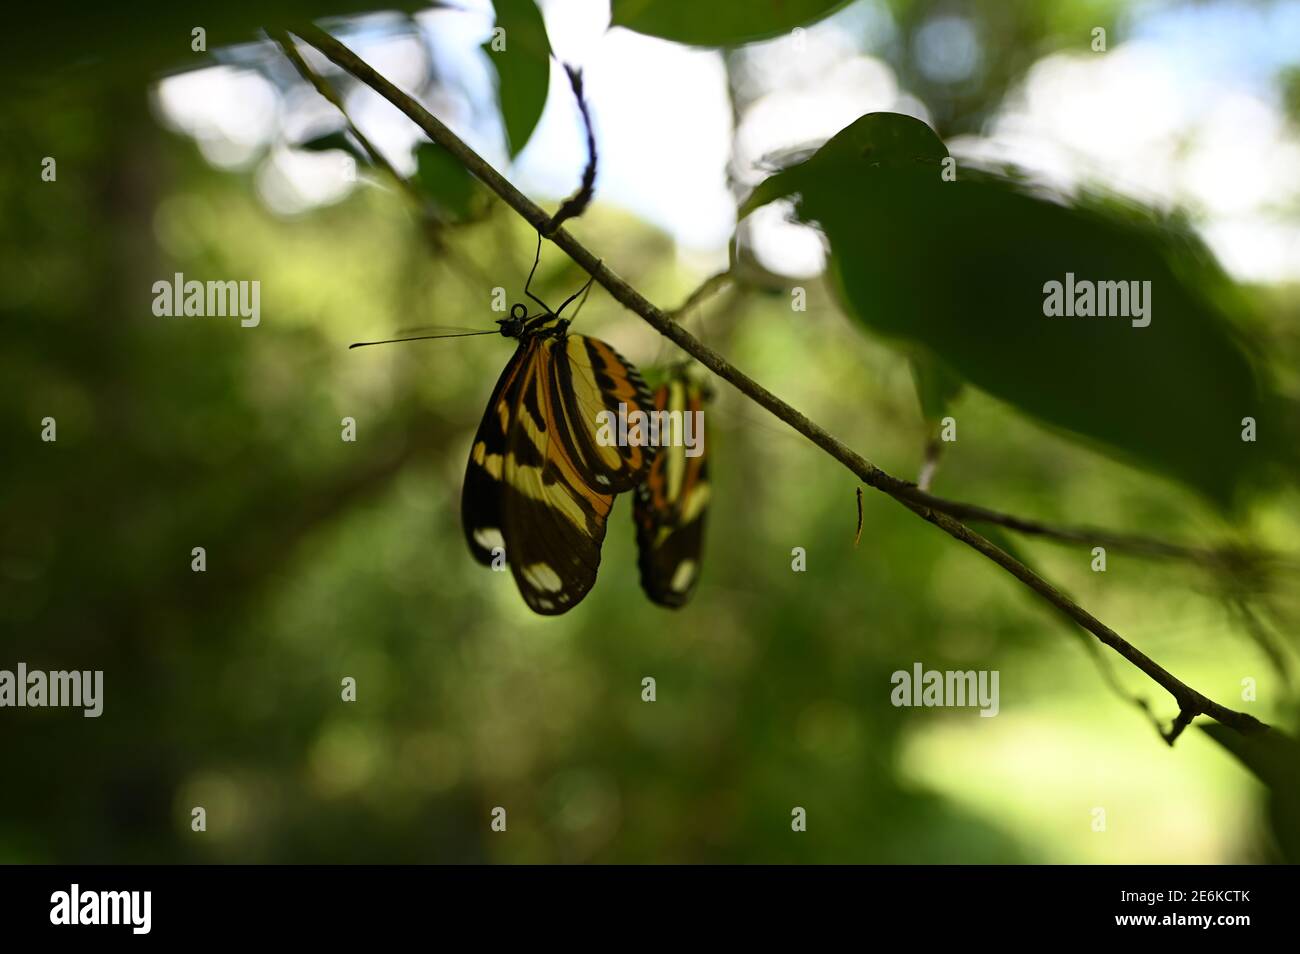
xmin=610 ymin=0 xmax=851 ymax=47
xmin=485 ymin=0 xmax=551 ymax=158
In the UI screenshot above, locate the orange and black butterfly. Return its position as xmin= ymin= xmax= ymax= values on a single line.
xmin=632 ymin=365 xmax=711 ymax=608
xmin=457 ymin=244 xmax=657 ymax=615
xmin=353 ymin=243 xmax=655 ymax=615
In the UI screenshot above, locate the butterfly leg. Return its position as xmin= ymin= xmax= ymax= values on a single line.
xmin=524 ymin=230 xmax=553 ymax=314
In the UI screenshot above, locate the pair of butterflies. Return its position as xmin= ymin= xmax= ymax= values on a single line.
xmin=458 ymin=249 xmax=709 ymax=614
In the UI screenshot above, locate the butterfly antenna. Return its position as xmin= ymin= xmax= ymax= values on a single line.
xmin=389 ymin=324 xmax=496 ymax=335
xmin=349 ymin=331 xmax=498 ymax=349
xmin=555 ymin=274 xmax=595 ymax=320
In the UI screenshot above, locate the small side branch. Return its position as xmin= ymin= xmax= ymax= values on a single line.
xmin=854 ymin=487 xmax=864 ymax=548
xmin=545 ymin=65 xmax=597 ymax=235
xmin=911 ymin=491 xmax=1285 ymax=570
xmin=670 ymin=270 xmax=733 ymax=321
xmin=917 ymin=436 xmax=943 ymax=491
xmin=1162 ymin=706 xmax=1197 ymax=746
xmin=271 ymin=30 xmax=410 ymax=198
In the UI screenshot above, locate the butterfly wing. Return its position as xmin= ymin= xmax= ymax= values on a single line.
xmin=500 ymin=337 xmax=617 ymax=614
xmin=633 ymin=374 xmax=710 ymax=608
xmin=553 ymin=333 xmax=658 ymax=493
xmin=463 ymin=331 xmax=658 ymax=615
xmin=462 ymin=340 xmax=530 ymax=566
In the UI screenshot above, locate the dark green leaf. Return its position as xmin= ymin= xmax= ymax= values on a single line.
xmin=412 ymin=142 xmax=484 ymax=222
xmin=610 ymin=0 xmax=851 ymax=47
xmin=1202 ymin=724 xmax=1300 ymax=862
xmin=743 ymin=112 xmax=1291 ymax=508
xmin=485 ymin=0 xmax=551 ymax=158
xmin=910 ymin=350 xmax=964 ymax=424
xmin=299 ymin=130 xmax=370 ymax=166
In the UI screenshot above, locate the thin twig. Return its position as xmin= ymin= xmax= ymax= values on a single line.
xmin=1229 ymin=598 xmax=1292 ymax=686
xmin=854 ymin=487 xmax=864 ymax=548
xmin=272 ymin=29 xmax=496 ymax=292
xmin=670 ymin=270 xmax=733 ymax=321
xmin=917 ymin=436 xmax=943 ymax=491
xmin=1161 ymin=705 xmax=1197 ymax=745
xmin=271 ymin=30 xmax=415 ymax=201
xmin=545 ymin=64 xmax=597 ymax=235
xmin=924 ymin=494 xmax=1259 ymax=566
xmin=294 ymin=24 xmax=1270 ymax=740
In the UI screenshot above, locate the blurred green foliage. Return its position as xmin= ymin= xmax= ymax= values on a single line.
xmin=0 ymin=2 xmax=420 ymax=92
xmin=880 ymin=0 xmax=1129 ymax=136
xmin=1 ymin=0 xmax=1298 ymax=864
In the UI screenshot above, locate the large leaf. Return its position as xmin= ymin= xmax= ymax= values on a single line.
xmin=910 ymin=350 xmax=964 ymax=424
xmin=485 ymin=0 xmax=551 ymax=158
xmin=413 ymin=142 xmax=487 ymax=222
xmin=610 ymin=0 xmax=851 ymax=47
xmin=1202 ymin=724 xmax=1300 ymax=862
xmin=741 ymin=112 xmax=1293 ymax=508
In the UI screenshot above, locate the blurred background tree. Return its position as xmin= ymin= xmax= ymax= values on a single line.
xmin=2 ymin=0 xmax=1298 ymax=863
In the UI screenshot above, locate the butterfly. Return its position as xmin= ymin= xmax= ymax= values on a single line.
xmin=458 ymin=241 xmax=658 ymax=615
xmin=632 ymin=364 xmax=711 ymax=608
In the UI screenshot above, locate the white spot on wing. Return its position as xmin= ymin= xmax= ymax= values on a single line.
xmin=670 ymin=559 xmax=697 ymax=592
xmin=523 ymin=563 xmax=564 ymax=593
xmin=474 ymin=527 xmax=505 ymax=551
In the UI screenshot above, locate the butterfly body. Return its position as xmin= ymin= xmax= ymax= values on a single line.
xmin=462 ymin=302 xmax=657 ymax=615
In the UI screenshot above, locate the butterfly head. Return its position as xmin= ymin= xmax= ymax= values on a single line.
xmin=496 ymin=304 xmax=529 ymax=339
xmin=498 ymin=303 xmax=571 ymax=341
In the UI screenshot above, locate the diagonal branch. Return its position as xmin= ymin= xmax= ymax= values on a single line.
xmin=289 ymin=24 xmax=1269 ymax=741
